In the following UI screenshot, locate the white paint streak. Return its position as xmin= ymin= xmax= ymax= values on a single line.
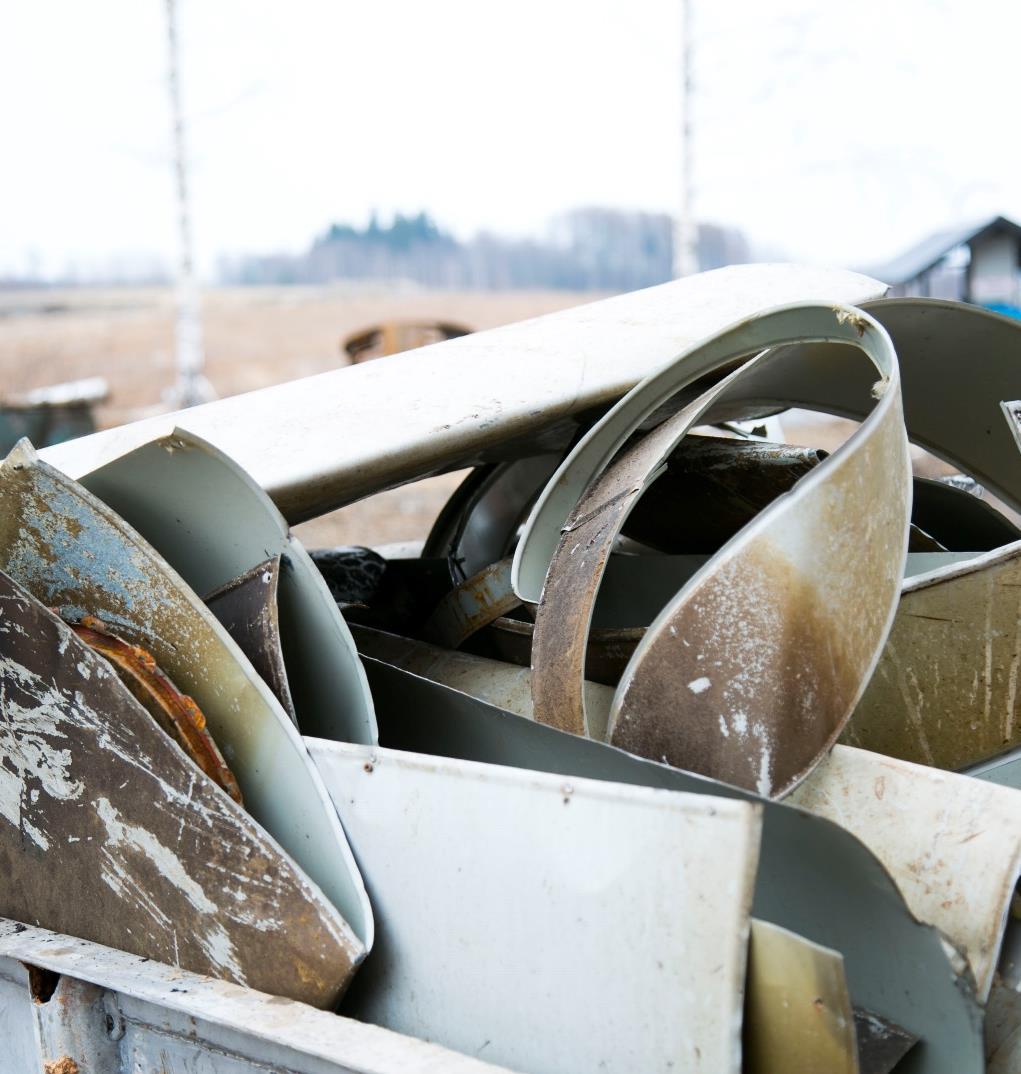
xmin=687 ymin=677 xmax=711 ymax=695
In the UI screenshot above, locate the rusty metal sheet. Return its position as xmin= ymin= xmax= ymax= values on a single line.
xmin=842 ymin=542 xmax=1021 ymax=771
xmin=0 ymin=440 xmax=372 ymax=949
xmin=788 ymin=744 xmax=1021 ymax=1002
xmin=204 ymin=557 xmax=297 ymax=724
xmin=310 ymin=737 xmax=761 ymax=1074
xmin=521 ymin=304 xmax=909 ymax=798
xmin=421 ymin=558 xmax=522 ymax=649
xmin=363 ymin=658 xmax=987 ymax=1073
xmin=0 ymin=571 xmax=362 ymax=1007
xmin=743 ymin=919 xmax=858 ymax=1074
xmin=75 ymin=428 xmax=376 ymax=747
xmin=40 ymin=266 xmax=887 ymax=522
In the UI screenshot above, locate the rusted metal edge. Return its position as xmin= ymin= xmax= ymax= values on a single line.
xmin=0 ymin=439 xmax=373 ymax=949
xmin=0 ymin=571 xmax=362 ymax=1007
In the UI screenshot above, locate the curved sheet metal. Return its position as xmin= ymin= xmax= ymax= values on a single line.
xmin=363 ymin=658 xmax=986 ymax=1074
xmin=788 ymin=744 xmax=1021 ymax=1002
xmin=521 ymin=304 xmax=909 ymax=797
xmin=0 ymin=440 xmax=373 ymax=948
xmin=0 ymin=572 xmax=362 ymax=1007
xmin=75 ymin=428 xmax=377 ymax=747
xmin=730 ymin=298 xmax=1021 ymax=513
xmin=40 ymin=266 xmax=887 ymax=522
xmin=204 ymin=556 xmax=298 ymax=724
xmin=912 ymin=477 xmax=1021 ymax=552
xmin=423 ymin=455 xmax=562 ymax=582
xmin=311 ymin=739 xmax=759 ymax=1074
xmin=843 ymin=541 xmax=1021 ymax=770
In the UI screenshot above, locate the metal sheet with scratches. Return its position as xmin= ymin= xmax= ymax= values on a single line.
xmin=0 ymin=441 xmax=372 ymax=948
xmin=310 ymin=738 xmax=761 ymax=1074
xmin=0 ymin=573 xmax=362 ymax=1007
xmin=76 ymin=428 xmax=377 ymax=746
xmin=364 ymin=657 xmax=987 ymax=1074
xmin=40 ymin=266 xmax=887 ymax=522
xmin=0 ymin=920 xmax=512 ymax=1074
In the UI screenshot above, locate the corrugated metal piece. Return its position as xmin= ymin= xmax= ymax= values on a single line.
xmin=365 ymin=657 xmax=987 ymax=1073
xmin=204 ymin=556 xmax=298 ymax=725
xmin=788 ymin=744 xmax=1021 ymax=1001
xmin=0 ymin=920 xmax=511 ymax=1074
xmin=39 ymin=266 xmax=887 ymax=521
xmin=75 ymin=428 xmax=376 ymax=746
xmin=309 ymin=739 xmax=761 ymax=1074
xmin=0 ymin=440 xmax=372 ymax=949
xmin=744 ymin=920 xmax=859 ymax=1074
xmin=0 ymin=572 xmax=362 ymax=1006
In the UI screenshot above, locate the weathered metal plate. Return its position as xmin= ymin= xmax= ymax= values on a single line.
xmin=309 ymin=738 xmax=760 ymax=1074
xmin=607 ymin=307 xmax=908 ymax=796
xmin=422 ymin=558 xmax=522 ymax=648
xmin=75 ymin=428 xmax=376 ymax=746
xmin=351 ymin=623 xmax=614 ymax=738
xmin=40 ymin=266 xmax=887 ymax=521
xmin=788 ymin=744 xmax=1021 ymax=1001
xmin=0 ymin=441 xmax=372 ymax=948
xmin=842 ymin=542 xmax=1021 ymax=770
xmin=0 ymin=573 xmax=362 ymax=1006
xmin=519 ymin=304 xmax=909 ymax=796
xmin=364 ymin=657 xmax=987 ymax=1074
xmin=0 ymin=920 xmax=510 ymax=1074
xmin=744 ymin=920 xmax=858 ymax=1074
xmin=204 ymin=556 xmax=298 ymax=724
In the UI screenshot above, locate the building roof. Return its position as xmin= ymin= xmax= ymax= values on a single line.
xmin=869 ymin=215 xmax=1021 ymax=285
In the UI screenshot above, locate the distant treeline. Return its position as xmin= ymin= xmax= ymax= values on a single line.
xmin=219 ymin=209 xmax=751 ymax=291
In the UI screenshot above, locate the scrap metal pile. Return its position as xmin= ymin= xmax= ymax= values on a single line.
xmin=2 ymin=265 xmax=1021 ymax=1073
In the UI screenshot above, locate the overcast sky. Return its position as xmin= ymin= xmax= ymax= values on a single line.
xmin=2 ymin=0 xmax=1019 ymax=280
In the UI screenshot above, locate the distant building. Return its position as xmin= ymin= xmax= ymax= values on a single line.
xmin=870 ymin=215 xmax=1021 ymax=317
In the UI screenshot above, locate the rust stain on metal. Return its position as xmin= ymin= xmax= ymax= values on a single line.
xmin=422 ymin=558 xmax=523 ymax=649
xmin=67 ymin=615 xmax=243 ymax=805
xmin=0 ymin=570 xmax=362 ymax=1007
xmin=43 ymin=1058 xmax=79 ymax=1074
xmin=204 ymin=556 xmax=297 ymax=725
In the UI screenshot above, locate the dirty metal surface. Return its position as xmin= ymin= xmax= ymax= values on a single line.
xmin=421 ymin=558 xmax=522 ymax=648
xmin=522 ymin=304 xmax=909 ymax=797
xmin=365 ymin=657 xmax=986 ymax=1074
xmin=747 ymin=298 xmax=1021 ymax=514
xmin=788 ymin=744 xmax=1021 ymax=1001
xmin=76 ymin=428 xmax=376 ymax=746
xmin=69 ymin=616 xmax=243 ymax=805
xmin=743 ymin=919 xmax=858 ymax=1074
xmin=351 ymin=623 xmax=613 ymax=738
xmin=0 ymin=921 xmax=512 ymax=1074
xmin=423 ymin=455 xmax=562 ymax=582
xmin=40 ymin=266 xmax=887 ymax=522
xmin=0 ymin=573 xmax=362 ymax=1006
xmin=843 ymin=542 xmax=1021 ymax=771
xmin=310 ymin=738 xmax=760 ymax=1074
xmin=854 ymin=1008 xmax=919 ymax=1074
xmin=608 ymin=307 xmax=909 ymax=797
xmin=205 ymin=556 xmax=298 ymax=725
xmin=0 ymin=441 xmax=372 ymax=948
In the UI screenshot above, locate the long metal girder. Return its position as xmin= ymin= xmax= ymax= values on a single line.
xmin=38 ymin=266 xmax=886 ymax=520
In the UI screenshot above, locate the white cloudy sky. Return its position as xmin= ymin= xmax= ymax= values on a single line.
xmin=2 ymin=0 xmax=1019 ymax=279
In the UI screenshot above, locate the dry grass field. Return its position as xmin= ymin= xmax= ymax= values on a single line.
xmin=0 ymin=285 xmax=595 ymax=549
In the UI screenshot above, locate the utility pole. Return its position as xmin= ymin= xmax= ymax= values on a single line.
xmin=165 ymin=0 xmax=210 ymax=408
xmin=673 ymin=0 xmax=698 ymax=278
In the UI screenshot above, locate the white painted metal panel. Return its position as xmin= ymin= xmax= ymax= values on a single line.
xmin=309 ymin=740 xmax=762 ymax=1074
xmin=0 ymin=921 xmax=511 ymax=1074
xmin=39 ymin=266 xmax=886 ymax=521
